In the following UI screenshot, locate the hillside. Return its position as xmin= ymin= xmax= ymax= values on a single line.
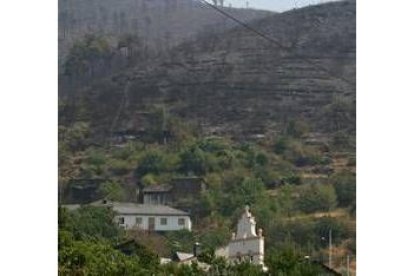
xmin=58 ymin=2 xmax=357 ymax=274
xmin=62 ymin=1 xmax=355 ymax=141
xmin=58 ymin=0 xmax=272 ymax=64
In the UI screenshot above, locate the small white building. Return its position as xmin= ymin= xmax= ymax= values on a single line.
xmin=63 ymin=200 xmax=192 ymax=232
xmin=216 ymin=206 xmax=267 ymax=270
xmin=111 ymin=202 xmax=192 ymax=231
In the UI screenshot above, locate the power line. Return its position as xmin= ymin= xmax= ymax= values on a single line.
xmin=197 ymin=0 xmax=355 ymax=87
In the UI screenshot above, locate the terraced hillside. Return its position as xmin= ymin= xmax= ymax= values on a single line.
xmin=58 ymin=0 xmax=272 ymax=63
xmin=64 ymin=1 xmax=355 ymax=141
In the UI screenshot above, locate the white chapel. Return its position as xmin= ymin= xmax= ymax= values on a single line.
xmin=216 ymin=205 xmax=267 ymax=270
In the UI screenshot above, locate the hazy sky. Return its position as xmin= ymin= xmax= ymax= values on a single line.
xmin=219 ymin=0 xmax=339 ymax=12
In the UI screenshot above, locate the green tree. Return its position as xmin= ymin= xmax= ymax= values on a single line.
xmin=296 ymin=184 xmax=337 ymax=214
xmin=60 ymin=206 xmax=120 ymax=241
xmin=59 ymin=239 xmax=149 ymax=275
xmin=331 ymin=170 xmax=356 ymax=207
xmin=276 ymin=185 xmax=295 ymax=216
xmin=64 ymin=34 xmax=112 ymax=77
xmin=135 ymin=150 xmax=165 ymax=177
xmin=256 ymin=152 xmax=269 ymax=167
xmin=108 ymin=159 xmax=130 ymax=175
xmin=274 ymin=136 xmax=288 ymax=154
xmin=222 ymin=178 xmax=268 ymax=217
xmin=179 ymin=146 xmax=208 ymax=175
xmin=59 ymin=122 xmax=90 ymax=151
xmin=98 ymin=181 xmax=124 ymax=201
xmin=140 ymin=173 xmax=158 ymax=186
xmin=266 ymin=247 xmax=324 ymax=276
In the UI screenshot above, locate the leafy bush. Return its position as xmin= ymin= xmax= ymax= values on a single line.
xmin=108 ymin=159 xmax=130 ymax=175
xmin=98 ymin=181 xmax=125 ymax=201
xmin=60 ymin=206 xmax=120 ymax=241
xmin=274 ymin=137 xmax=288 ymax=154
xmin=282 ymin=141 xmax=327 ymax=167
xmin=285 ymin=119 xmax=310 ymax=138
xmin=200 ymin=228 xmax=230 ymax=251
xmin=313 ymin=217 xmax=350 ymax=246
xmin=266 ymin=247 xmax=324 ymax=276
xmin=331 ymin=171 xmax=356 ymax=207
xmin=59 ymin=238 xmax=155 ymax=275
xmin=254 ymin=167 xmax=282 ymax=188
xmin=135 ymin=150 xmax=165 ymax=177
xmin=225 ymin=178 xmax=268 ymax=214
xmin=255 ymin=152 xmax=269 ymax=166
xmin=282 ymin=173 xmax=302 ymax=185
xmin=86 ymin=149 xmax=106 ymax=166
xmin=296 ymin=184 xmax=337 ymax=214
xmin=197 ymin=137 xmax=229 ymax=153
xmin=59 ymin=122 xmax=90 ymax=151
xmin=179 ymin=146 xmax=210 ymax=175
xmin=165 ymin=230 xmax=195 ymax=253
xmin=64 ymin=34 xmax=112 ymax=77
xmin=140 ymin=173 xmax=158 ymax=186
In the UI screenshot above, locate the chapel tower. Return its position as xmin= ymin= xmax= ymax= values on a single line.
xmin=228 ymin=206 xmax=266 ymax=269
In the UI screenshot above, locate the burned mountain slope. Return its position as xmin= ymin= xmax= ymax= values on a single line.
xmin=67 ymin=1 xmax=355 ymax=140
xmin=58 ymin=0 xmax=272 ymax=64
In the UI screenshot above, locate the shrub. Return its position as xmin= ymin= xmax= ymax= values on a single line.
xmin=296 ymin=184 xmax=337 ymax=213
xmin=255 ymin=152 xmax=269 ymax=166
xmin=282 ymin=173 xmax=302 ymax=185
xmin=59 ymin=239 xmax=149 ymax=275
xmin=197 ymin=137 xmax=228 ymax=153
xmin=108 ymin=159 xmax=130 ymax=175
xmin=86 ymin=149 xmax=106 ymax=166
xmin=266 ymin=247 xmax=324 ymax=275
xmin=285 ymin=119 xmax=310 ymax=138
xmin=179 ymin=146 xmax=209 ymax=175
xmin=140 ymin=173 xmax=158 ymax=186
xmin=61 ymin=206 xmax=120 ymax=241
xmin=99 ymin=181 xmax=125 ymax=201
xmin=135 ymin=150 xmax=165 ymax=177
xmin=331 ymin=171 xmax=356 ymax=207
xmin=313 ymin=217 xmax=349 ymax=246
xmin=274 ymin=137 xmax=288 ymax=154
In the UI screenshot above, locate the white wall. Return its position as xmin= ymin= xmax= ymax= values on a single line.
xmin=115 ymin=214 xmax=192 ymax=231
xmin=228 ymin=237 xmax=265 ymax=265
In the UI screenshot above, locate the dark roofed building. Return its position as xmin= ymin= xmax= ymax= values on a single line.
xmin=66 ymin=178 xmax=107 ymax=204
xmin=139 ymin=177 xmax=206 ymax=207
xmin=170 ymin=177 xmax=206 ymax=201
xmin=142 ymin=184 xmax=173 ymax=205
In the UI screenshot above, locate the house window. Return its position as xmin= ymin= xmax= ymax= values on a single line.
xmin=178 ymin=218 xmax=185 ymax=225
xmin=136 ymin=217 xmax=142 ymax=224
xmin=118 ymin=217 xmax=125 ymax=225
xmin=160 ymin=217 xmax=168 ymax=225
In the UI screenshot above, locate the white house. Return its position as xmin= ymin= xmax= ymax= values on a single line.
xmin=216 ymin=206 xmax=267 ymax=270
xmin=63 ymin=200 xmax=192 ymax=232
